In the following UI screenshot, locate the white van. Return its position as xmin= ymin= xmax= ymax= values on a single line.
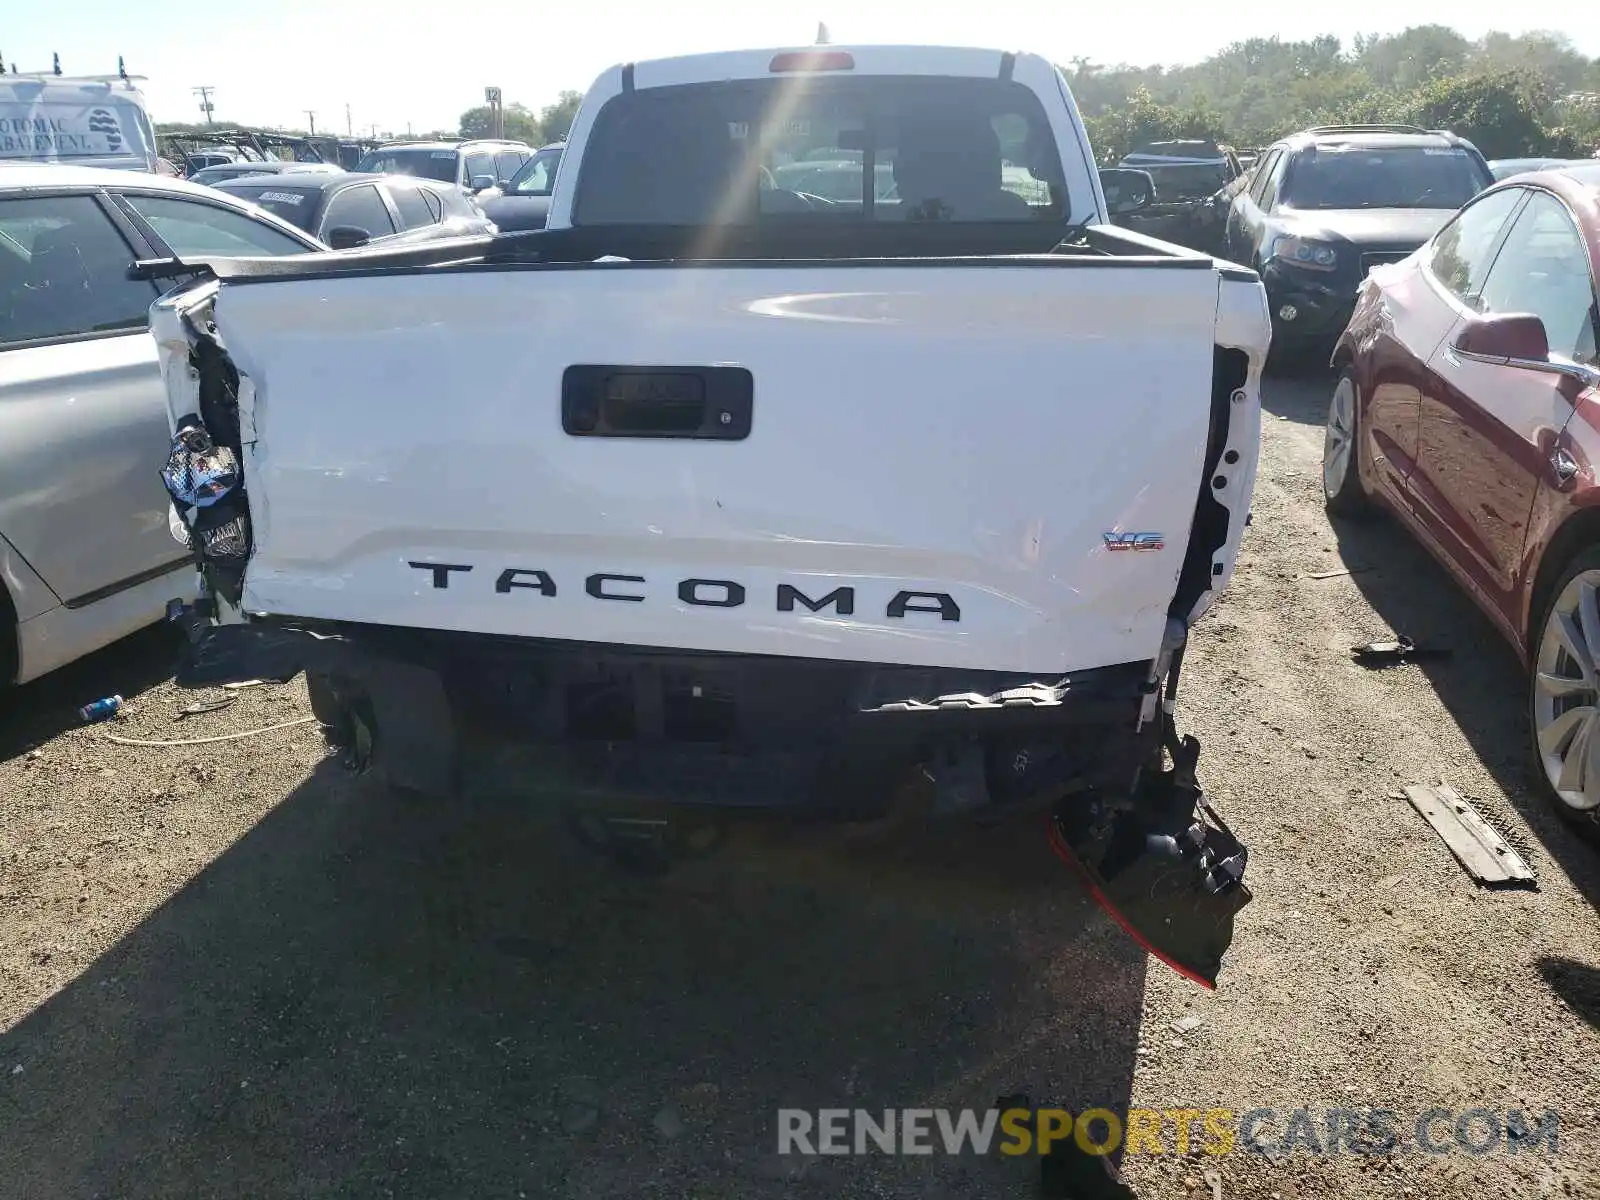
xmin=0 ymin=65 xmax=159 ymax=173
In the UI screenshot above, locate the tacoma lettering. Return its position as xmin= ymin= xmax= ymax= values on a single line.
xmin=587 ymin=573 xmax=646 ymax=602
xmin=409 ymin=561 xmax=473 ymax=589
xmin=679 ymin=579 xmax=745 ymax=608
xmin=496 ymin=568 xmax=556 ymax=596
xmin=776 ymin=584 xmax=855 ymax=616
xmin=887 ymin=590 xmax=961 ymax=621
xmin=404 ymin=562 xmax=959 ymax=621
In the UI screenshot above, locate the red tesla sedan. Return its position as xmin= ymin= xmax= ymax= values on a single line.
xmin=1322 ymin=163 xmax=1600 ymax=834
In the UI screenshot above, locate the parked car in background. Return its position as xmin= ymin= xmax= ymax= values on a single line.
xmin=1 ymin=65 xmax=161 ymax=173
xmin=189 ymin=161 xmax=343 ymax=187
xmin=769 ymin=155 xmax=898 ymax=202
xmin=1488 ymin=157 xmax=1590 ymax=183
xmin=182 ymin=151 xmax=239 ymax=174
xmin=1322 ymin=163 xmax=1600 ymax=835
xmin=213 ymin=170 xmax=496 ymax=248
xmin=475 ymin=142 xmax=564 ymax=230
xmin=1222 ymin=123 xmax=1494 ymax=363
xmin=0 ymin=165 xmax=323 ymax=688
xmin=1112 ymin=139 xmax=1243 ymax=253
xmin=354 ymin=138 xmax=532 ymax=196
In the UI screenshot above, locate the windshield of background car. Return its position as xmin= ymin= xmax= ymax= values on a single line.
xmin=354 ymin=147 xmax=458 ymax=182
xmin=215 ymin=183 xmax=324 ymax=231
xmin=572 ymin=75 xmax=1067 ymax=225
xmin=1280 ymin=145 xmax=1489 ymax=210
xmin=1124 ymin=160 xmax=1228 ymax=201
xmin=509 ymin=148 xmax=562 ymax=195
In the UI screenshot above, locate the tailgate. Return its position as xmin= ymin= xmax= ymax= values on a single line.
xmin=182 ymin=260 xmax=1237 ymax=673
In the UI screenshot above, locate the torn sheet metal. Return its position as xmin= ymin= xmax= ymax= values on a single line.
xmin=1403 ymin=785 xmax=1535 ymax=886
xmin=1351 ymin=636 xmax=1450 ymax=667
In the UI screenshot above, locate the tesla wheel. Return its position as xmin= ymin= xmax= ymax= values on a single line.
xmin=1322 ymin=367 xmax=1373 ymax=518
xmin=1529 ymin=548 xmax=1600 ymax=840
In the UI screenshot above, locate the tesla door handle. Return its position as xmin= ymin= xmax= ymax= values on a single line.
xmin=1551 ymin=448 xmax=1579 ymax=487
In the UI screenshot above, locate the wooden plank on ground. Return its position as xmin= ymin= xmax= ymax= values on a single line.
xmin=1403 ymin=785 xmax=1536 ymax=886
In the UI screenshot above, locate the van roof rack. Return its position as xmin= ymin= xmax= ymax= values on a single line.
xmin=1304 ymin=123 xmax=1436 ymax=137
xmin=0 ymin=53 xmax=141 ymax=81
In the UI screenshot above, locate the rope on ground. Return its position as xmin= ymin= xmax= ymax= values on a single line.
xmin=104 ymin=715 xmax=321 ymax=747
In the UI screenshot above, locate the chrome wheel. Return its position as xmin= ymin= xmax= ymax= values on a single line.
xmin=1323 ymin=375 xmax=1356 ymax=499
xmin=1533 ymin=569 xmax=1600 ymax=812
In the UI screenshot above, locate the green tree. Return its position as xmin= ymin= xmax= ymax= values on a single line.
xmin=1475 ymin=31 xmax=1593 ymax=95
xmin=1354 ymin=26 xmax=1472 ymax=92
xmin=1061 ymin=27 xmax=1594 ymax=157
xmin=1402 ymin=70 xmax=1554 ymax=158
xmin=456 ymin=91 xmax=580 ymax=145
xmin=458 ymin=101 xmax=542 ymax=142
xmin=1549 ymin=92 xmax=1600 ymax=155
xmin=536 ymin=90 xmax=583 ymax=143
xmin=1084 ymin=88 xmax=1226 ymax=162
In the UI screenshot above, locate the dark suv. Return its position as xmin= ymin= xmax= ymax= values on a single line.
xmin=1220 ymin=124 xmax=1494 ymax=361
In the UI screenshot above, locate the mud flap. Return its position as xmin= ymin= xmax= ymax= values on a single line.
xmin=1048 ymin=724 xmax=1250 ymax=989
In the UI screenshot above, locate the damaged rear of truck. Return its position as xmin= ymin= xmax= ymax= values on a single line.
xmin=143 ymin=44 xmax=1270 ymax=986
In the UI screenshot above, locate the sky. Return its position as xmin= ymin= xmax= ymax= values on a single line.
xmin=6 ymin=1 xmax=1595 ymax=136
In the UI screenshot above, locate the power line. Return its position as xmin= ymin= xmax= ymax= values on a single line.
xmin=192 ymin=85 xmax=215 ymax=126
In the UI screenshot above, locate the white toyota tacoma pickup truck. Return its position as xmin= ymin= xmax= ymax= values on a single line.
xmin=143 ymin=44 xmax=1271 ymax=987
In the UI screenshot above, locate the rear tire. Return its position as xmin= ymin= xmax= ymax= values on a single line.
xmin=306 ymin=670 xmax=354 ymax=749
xmin=1323 ymin=366 xmax=1374 ymax=518
xmin=1265 ymin=336 xmax=1305 ymax=375
xmin=1527 ymin=547 xmax=1600 ymax=843
xmin=306 ymin=668 xmax=449 ymax=799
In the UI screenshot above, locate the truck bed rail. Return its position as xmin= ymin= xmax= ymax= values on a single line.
xmin=134 ymin=222 xmax=1257 ymax=286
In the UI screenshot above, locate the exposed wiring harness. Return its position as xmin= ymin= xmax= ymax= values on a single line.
xmin=103 ymin=715 xmax=321 ymax=747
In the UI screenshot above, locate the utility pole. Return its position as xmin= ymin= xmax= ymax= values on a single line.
xmin=193 ymin=85 xmax=216 ymax=126
xmin=303 ymin=109 xmax=317 ymax=136
xmin=346 ymin=103 xmax=352 ymax=137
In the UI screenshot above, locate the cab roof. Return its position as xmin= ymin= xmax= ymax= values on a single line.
xmin=611 ymin=44 xmax=1041 ymax=90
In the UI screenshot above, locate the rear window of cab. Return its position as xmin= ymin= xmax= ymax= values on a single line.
xmin=573 ymin=75 xmax=1067 ymax=226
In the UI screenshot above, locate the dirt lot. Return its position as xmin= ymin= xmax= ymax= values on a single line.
xmin=2 ymin=370 xmax=1599 ymax=1200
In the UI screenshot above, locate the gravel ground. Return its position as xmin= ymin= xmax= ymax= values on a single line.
xmin=2 ymin=369 xmax=1599 ymax=1200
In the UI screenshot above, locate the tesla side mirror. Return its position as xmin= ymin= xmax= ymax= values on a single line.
xmin=325 ymin=225 xmax=372 ymax=250
xmin=1451 ymin=312 xmax=1550 ymax=364
xmin=470 ymin=174 xmax=497 ymax=192
xmin=1099 ymin=167 xmax=1154 ymax=216
xmin=1450 ymin=313 xmax=1600 ymax=387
